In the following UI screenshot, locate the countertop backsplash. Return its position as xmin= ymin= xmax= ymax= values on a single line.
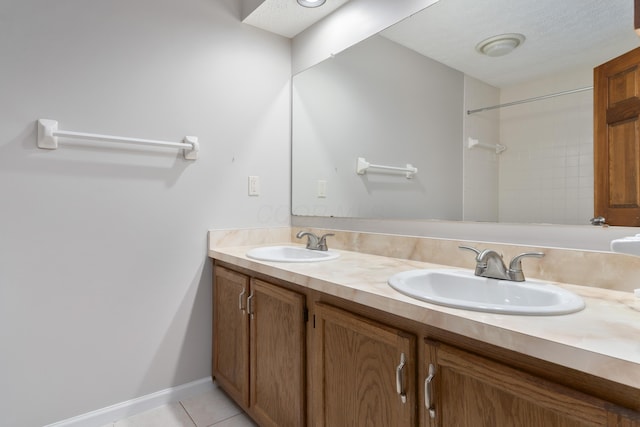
xmin=209 ymin=226 xmax=640 ymax=293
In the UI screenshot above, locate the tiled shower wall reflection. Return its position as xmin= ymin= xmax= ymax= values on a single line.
xmin=464 ymin=68 xmax=594 ymax=225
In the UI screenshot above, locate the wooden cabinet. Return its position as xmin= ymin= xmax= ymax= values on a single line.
xmin=423 ymin=339 xmax=640 ymax=427
xmin=312 ymin=303 xmax=417 ymax=427
xmin=212 ymin=266 xmax=249 ymax=407
xmin=212 ymin=262 xmax=639 ymax=427
xmin=212 ymin=266 xmax=306 ymax=427
xmin=249 ymin=278 xmax=306 ymax=427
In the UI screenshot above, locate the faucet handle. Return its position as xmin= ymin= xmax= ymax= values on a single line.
xmin=317 ymin=233 xmax=335 ymax=251
xmin=508 ymin=252 xmax=544 ymax=281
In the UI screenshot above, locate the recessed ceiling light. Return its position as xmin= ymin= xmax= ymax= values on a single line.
xmin=475 ymin=33 xmax=526 ymax=57
xmin=297 ymin=0 xmax=326 ymax=8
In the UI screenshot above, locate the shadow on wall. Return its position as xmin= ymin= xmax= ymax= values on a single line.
xmin=136 ymin=242 xmax=214 ymax=414
xmin=0 ymin=122 xmax=193 ymax=188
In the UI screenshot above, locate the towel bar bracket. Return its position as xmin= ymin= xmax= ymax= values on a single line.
xmin=37 ymin=119 xmax=59 ymax=150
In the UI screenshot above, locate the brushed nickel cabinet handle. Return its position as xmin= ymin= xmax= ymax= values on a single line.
xmin=247 ymin=291 xmax=255 ymax=319
xmin=396 ymin=353 xmax=407 ymax=404
xmin=238 ymin=288 xmax=246 ymax=312
xmin=425 ymin=363 xmax=436 ymax=419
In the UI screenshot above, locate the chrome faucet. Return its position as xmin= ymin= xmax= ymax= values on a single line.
xmin=459 ymin=246 xmax=544 ymax=282
xmin=296 ymin=231 xmax=334 ymax=251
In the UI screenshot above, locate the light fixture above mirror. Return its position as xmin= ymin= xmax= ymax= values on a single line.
xmin=242 ymin=0 xmax=349 ymax=38
xmin=298 ymin=0 xmax=326 ymax=8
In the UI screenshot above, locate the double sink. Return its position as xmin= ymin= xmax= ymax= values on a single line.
xmin=245 ymin=245 xmax=585 ymax=316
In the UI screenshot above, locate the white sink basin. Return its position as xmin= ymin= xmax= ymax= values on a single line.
xmin=388 ymin=269 xmax=585 ymax=315
xmin=246 ymin=245 xmax=340 ymax=263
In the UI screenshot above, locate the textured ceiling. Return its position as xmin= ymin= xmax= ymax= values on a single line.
xmin=243 ymin=0 xmax=351 ymax=38
xmin=247 ymin=0 xmax=640 ymax=87
xmin=381 ymin=0 xmax=640 ymax=88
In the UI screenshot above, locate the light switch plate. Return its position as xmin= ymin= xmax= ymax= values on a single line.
xmin=248 ymin=176 xmax=260 ymax=196
xmin=317 ymin=180 xmax=327 ymax=198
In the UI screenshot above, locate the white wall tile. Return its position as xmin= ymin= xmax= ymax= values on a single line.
xmin=498 ymin=67 xmax=593 ymax=225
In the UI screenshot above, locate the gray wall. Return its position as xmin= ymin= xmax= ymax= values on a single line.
xmin=0 ymin=1 xmax=290 ymax=425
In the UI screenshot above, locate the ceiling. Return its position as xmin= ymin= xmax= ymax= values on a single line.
xmin=381 ymin=0 xmax=640 ymax=87
xmin=245 ymin=0 xmax=640 ymax=87
xmin=243 ymin=0 xmax=351 ymax=38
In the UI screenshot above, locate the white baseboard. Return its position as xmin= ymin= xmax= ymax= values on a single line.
xmin=44 ymin=377 xmax=216 ymax=427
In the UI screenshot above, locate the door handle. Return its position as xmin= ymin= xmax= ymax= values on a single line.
xmin=395 ymin=353 xmax=407 ymax=404
xmin=247 ymin=290 xmax=255 ymax=319
xmin=425 ymin=363 xmax=436 ymax=419
xmin=238 ymin=288 xmax=246 ymax=312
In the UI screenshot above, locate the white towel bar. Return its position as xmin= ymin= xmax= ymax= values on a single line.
xmin=356 ymin=157 xmax=417 ymax=179
xmin=37 ymin=119 xmax=199 ymax=160
xmin=467 ymin=138 xmax=506 ymax=154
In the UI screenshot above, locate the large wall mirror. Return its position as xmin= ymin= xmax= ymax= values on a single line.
xmin=292 ymin=0 xmax=639 ymax=225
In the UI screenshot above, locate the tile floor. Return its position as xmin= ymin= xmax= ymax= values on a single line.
xmin=100 ymin=384 xmax=256 ymax=427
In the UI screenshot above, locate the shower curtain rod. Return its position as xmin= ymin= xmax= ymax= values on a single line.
xmin=466 ymin=86 xmax=593 ymax=115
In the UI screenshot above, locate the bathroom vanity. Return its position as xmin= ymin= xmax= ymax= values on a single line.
xmin=209 ymin=229 xmax=640 ymax=427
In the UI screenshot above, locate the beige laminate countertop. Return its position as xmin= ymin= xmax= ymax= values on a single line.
xmin=209 ymin=244 xmax=640 ymax=390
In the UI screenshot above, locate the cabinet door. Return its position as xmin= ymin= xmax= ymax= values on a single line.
xmin=424 ymin=340 xmax=610 ymax=427
xmin=313 ymin=303 xmax=416 ymax=427
xmin=212 ymin=266 xmax=250 ymax=407
xmin=608 ymin=411 xmax=640 ymax=427
xmin=249 ymin=279 xmax=306 ymax=427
